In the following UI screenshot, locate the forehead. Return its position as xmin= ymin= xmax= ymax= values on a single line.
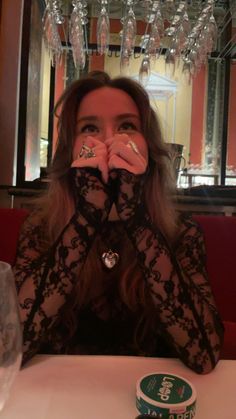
xmin=77 ymin=86 xmax=140 ymax=117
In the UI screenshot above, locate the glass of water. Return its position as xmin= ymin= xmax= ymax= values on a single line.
xmin=0 ymin=261 xmax=22 ymax=411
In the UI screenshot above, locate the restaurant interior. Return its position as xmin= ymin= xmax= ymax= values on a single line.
xmin=0 ymin=0 xmax=236 ymax=214
xmin=0 ymin=1 xmax=236 ymax=418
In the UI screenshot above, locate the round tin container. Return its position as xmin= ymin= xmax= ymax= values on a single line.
xmin=136 ymin=372 xmax=197 ymax=418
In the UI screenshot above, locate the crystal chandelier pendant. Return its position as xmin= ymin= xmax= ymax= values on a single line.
xmin=42 ymin=0 xmax=64 ymax=65
xmin=120 ymin=0 xmax=137 ymax=73
xmin=41 ymin=0 xmax=220 ymax=77
xmin=69 ymin=0 xmax=88 ymax=69
xmin=101 ymin=249 xmax=120 ymax=269
xmin=97 ymin=0 xmax=110 ymax=55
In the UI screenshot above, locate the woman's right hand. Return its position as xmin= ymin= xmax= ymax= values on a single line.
xmin=71 ymin=136 xmax=109 ymax=184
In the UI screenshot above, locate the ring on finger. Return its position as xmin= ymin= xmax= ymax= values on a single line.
xmin=127 ymin=140 xmax=139 ymax=155
xmin=85 ymin=148 xmax=96 ymax=158
xmin=79 ymin=144 xmax=91 ymax=157
xmin=78 ymin=144 xmax=96 ymax=159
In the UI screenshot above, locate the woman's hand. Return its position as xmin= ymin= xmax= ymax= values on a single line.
xmin=105 ymin=134 xmax=148 ymax=175
xmin=71 ymin=133 xmax=148 ymax=182
xmin=71 ymin=136 xmax=109 ymax=183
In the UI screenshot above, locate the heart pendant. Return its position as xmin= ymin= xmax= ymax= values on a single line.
xmin=101 ymin=249 xmax=120 ymax=269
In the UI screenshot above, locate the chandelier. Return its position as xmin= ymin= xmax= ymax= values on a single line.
xmin=42 ymin=0 xmax=223 ymax=83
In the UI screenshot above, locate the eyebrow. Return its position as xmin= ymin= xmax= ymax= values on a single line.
xmin=77 ymin=113 xmax=140 ymax=123
xmin=77 ymin=116 xmax=98 ymax=123
xmin=116 ymin=113 xmax=140 ymax=121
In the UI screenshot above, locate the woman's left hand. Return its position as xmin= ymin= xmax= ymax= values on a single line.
xmin=105 ymin=134 xmax=148 ymax=175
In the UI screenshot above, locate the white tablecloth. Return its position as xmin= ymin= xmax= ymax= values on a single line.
xmin=1 ymin=355 xmax=235 ymax=419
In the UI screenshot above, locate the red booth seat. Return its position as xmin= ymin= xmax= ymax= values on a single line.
xmin=0 ymin=208 xmax=235 ymax=359
xmin=0 ymin=208 xmax=29 ymax=265
xmin=193 ymin=215 xmax=236 ymax=360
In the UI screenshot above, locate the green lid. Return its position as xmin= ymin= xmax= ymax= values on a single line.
xmin=136 ymin=372 xmax=197 ymax=418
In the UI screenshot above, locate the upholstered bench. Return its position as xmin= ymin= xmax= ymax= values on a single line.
xmin=193 ymin=214 xmax=236 ymax=360
xmin=0 ymin=207 xmax=29 ymax=265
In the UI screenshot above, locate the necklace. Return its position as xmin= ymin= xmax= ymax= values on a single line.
xmin=101 ymin=249 xmax=120 ymax=269
xmin=100 ymin=221 xmax=123 ymax=269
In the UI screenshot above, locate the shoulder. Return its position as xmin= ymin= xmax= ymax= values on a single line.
xmin=178 ymin=212 xmax=202 ymax=235
xmin=19 ymin=207 xmax=49 ymax=245
xmin=21 ymin=207 xmax=45 ymax=230
xmin=174 ymin=212 xmax=205 ymax=250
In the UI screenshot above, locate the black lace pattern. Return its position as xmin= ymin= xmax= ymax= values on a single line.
xmin=14 ymin=168 xmax=224 ymax=372
xmin=14 ymin=168 xmax=112 ymax=364
xmin=115 ymin=169 xmax=224 ymax=373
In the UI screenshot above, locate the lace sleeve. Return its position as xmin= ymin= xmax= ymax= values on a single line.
xmin=115 ymin=169 xmax=224 ymax=374
xmin=14 ymin=168 xmax=112 ymax=364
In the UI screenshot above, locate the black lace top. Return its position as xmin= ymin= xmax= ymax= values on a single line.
xmin=13 ymin=168 xmax=224 ymax=373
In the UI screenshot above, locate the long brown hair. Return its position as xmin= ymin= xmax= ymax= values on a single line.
xmin=38 ymin=71 xmax=179 ymax=352
xmin=44 ymin=70 xmax=177 ymax=242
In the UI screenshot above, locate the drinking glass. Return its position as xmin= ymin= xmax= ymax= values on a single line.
xmin=0 ymin=261 xmax=22 ymax=411
xmin=139 ymin=54 xmax=151 ymax=85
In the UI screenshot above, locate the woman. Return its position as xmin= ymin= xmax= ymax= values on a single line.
xmin=14 ymin=71 xmax=224 ymax=373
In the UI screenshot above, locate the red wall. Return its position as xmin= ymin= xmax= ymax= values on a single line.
xmin=53 ymin=55 xmax=66 ymax=154
xmin=189 ymin=67 xmax=206 ymax=165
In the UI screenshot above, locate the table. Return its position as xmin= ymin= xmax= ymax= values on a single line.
xmin=1 ymin=355 xmax=235 ymax=419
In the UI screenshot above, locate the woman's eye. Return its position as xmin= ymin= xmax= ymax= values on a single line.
xmin=119 ymin=122 xmax=137 ymax=132
xmin=80 ymin=124 xmax=99 ymax=133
